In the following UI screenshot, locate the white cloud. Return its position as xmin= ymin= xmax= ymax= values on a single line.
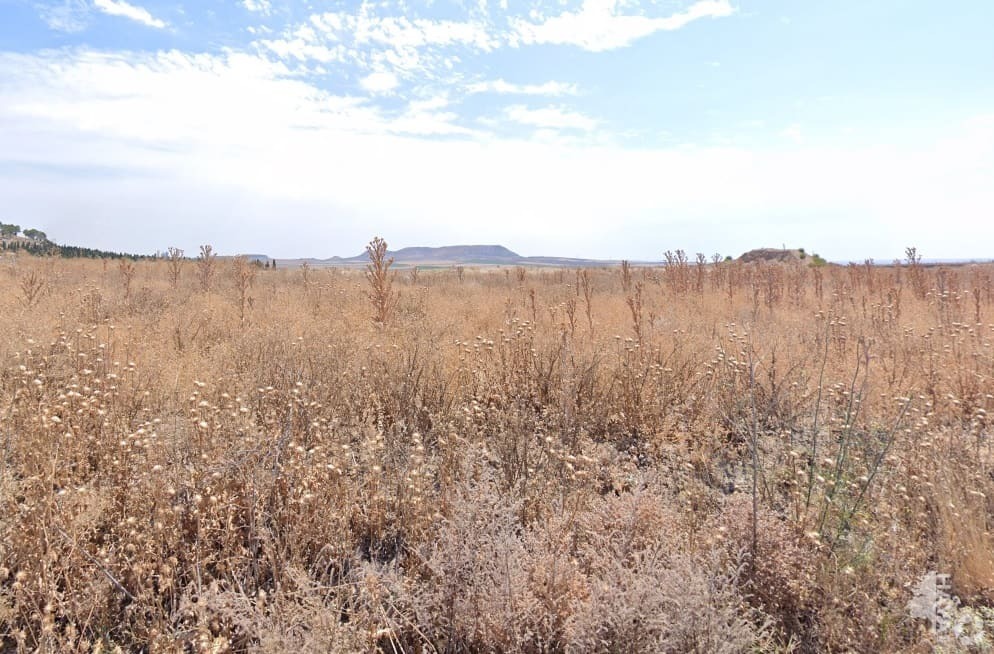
xmin=325 ymin=12 xmax=498 ymax=51
xmin=360 ymin=71 xmax=400 ymax=93
xmin=39 ymin=0 xmax=90 ymax=32
xmin=92 ymin=0 xmax=167 ymax=29
xmin=299 ymin=11 xmax=499 ymax=56
xmin=242 ymin=0 xmax=271 ymax=14
xmin=408 ymin=96 xmax=450 ymax=112
xmin=504 ymin=105 xmax=597 ymax=130
xmin=261 ymin=10 xmax=498 ymax=83
xmin=468 ymin=79 xmax=578 ymax=96
xmin=255 ymin=2 xmax=726 ymax=101
xmin=260 ymin=38 xmax=345 ymax=63
xmin=511 ymin=0 xmax=734 ymax=51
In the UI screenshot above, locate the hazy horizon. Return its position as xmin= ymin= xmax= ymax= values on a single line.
xmin=2 ymin=0 xmax=993 ymax=261
xmin=7 ymin=230 xmax=992 ymax=266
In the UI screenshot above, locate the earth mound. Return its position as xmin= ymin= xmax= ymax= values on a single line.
xmin=738 ymin=248 xmax=806 ymax=263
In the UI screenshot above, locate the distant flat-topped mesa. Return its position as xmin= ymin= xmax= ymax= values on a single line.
xmin=378 ymin=245 xmax=521 ymax=264
xmin=317 ymin=244 xmax=521 ymax=265
xmin=268 ymin=244 xmax=662 ymax=268
xmin=281 ymin=244 xmax=631 ymax=268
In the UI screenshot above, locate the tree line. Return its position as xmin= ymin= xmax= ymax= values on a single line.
xmin=1 ymin=223 xmax=47 ymax=241
xmin=1 ymin=222 xmax=154 ymax=260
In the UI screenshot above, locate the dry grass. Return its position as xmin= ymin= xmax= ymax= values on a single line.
xmin=1 ymin=250 xmax=993 ymax=652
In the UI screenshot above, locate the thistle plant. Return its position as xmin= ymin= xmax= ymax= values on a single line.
xmin=365 ymin=236 xmax=396 ymax=324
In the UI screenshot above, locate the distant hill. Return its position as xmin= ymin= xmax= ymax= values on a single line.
xmin=738 ymin=248 xmax=828 ymax=266
xmin=738 ymin=248 xmax=805 ymax=263
xmin=340 ymin=244 xmax=521 ymax=264
xmin=1 ymin=232 xmax=152 ymax=260
xmin=277 ymin=244 xmax=640 ymax=268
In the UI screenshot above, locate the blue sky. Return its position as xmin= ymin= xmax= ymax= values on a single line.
xmin=1 ymin=0 xmax=993 ymax=259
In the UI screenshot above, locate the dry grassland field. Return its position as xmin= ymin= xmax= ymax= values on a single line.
xmin=2 ymin=246 xmax=994 ymax=653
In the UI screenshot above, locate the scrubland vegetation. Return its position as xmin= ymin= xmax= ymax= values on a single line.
xmin=1 ymin=244 xmax=993 ymax=652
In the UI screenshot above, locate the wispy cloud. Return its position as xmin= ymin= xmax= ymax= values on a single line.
xmin=250 ymin=1 xmax=731 ymax=106
xmin=467 ymin=79 xmax=578 ymax=96
xmin=38 ymin=0 xmax=89 ymax=33
xmin=242 ymin=0 xmax=272 ymax=14
xmin=504 ymin=105 xmax=597 ymax=130
xmin=260 ymin=37 xmax=344 ymax=63
xmin=93 ymin=0 xmax=167 ymax=29
xmin=259 ymin=9 xmax=499 ymax=84
xmin=510 ymin=0 xmax=734 ymax=51
xmin=304 ymin=11 xmax=497 ymax=53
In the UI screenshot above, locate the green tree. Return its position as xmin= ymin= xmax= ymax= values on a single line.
xmin=0 ymin=223 xmax=20 ymax=238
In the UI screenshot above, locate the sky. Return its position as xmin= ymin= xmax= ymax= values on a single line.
xmin=0 ymin=0 xmax=992 ymax=260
